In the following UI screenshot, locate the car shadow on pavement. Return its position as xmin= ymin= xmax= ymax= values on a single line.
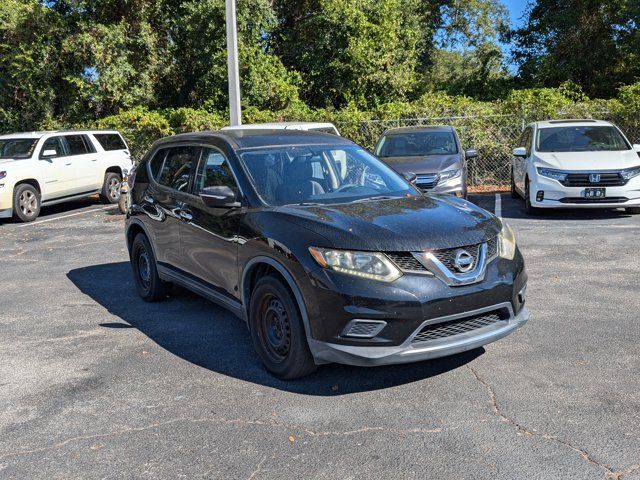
xmin=67 ymin=262 xmax=483 ymax=396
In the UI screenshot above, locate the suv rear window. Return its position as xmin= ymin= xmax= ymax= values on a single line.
xmin=93 ymin=133 xmax=127 ymax=151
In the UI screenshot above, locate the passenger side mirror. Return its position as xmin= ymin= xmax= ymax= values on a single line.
xmin=42 ymin=149 xmax=57 ymax=158
xmin=512 ymin=147 xmax=527 ymax=158
xmin=465 ymin=149 xmax=478 ymax=160
xmin=402 ymin=172 xmax=417 ymax=185
xmin=199 ymin=185 xmax=241 ymax=208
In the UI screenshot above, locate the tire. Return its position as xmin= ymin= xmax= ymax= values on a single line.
xmin=510 ymin=168 xmax=519 ymax=199
xmin=118 ymin=192 xmax=130 ymax=214
xmin=625 ymin=207 xmax=640 ymax=214
xmin=249 ymin=275 xmax=317 ymax=379
xmin=524 ymin=179 xmax=541 ymax=215
xmin=131 ymin=233 xmax=171 ymax=302
xmin=100 ymin=172 xmax=121 ymax=204
xmin=13 ymin=183 xmax=41 ymax=222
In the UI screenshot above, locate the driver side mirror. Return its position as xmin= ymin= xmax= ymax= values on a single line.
xmin=465 ymin=149 xmax=478 ymax=160
xmin=41 ymin=149 xmax=57 ymax=158
xmin=402 ymin=172 xmax=417 ymax=185
xmin=512 ymin=147 xmax=527 ymax=158
xmin=200 ymin=186 xmax=241 ymax=208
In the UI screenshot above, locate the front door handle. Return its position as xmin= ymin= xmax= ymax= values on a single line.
xmin=179 ymin=209 xmax=193 ymax=221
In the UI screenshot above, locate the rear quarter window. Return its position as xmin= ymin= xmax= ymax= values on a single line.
xmin=93 ymin=133 xmax=127 ymax=151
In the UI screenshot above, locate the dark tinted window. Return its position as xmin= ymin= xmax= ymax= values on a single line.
xmin=377 ymin=131 xmax=458 ymax=157
xmin=194 ymin=148 xmax=238 ymax=194
xmin=65 ymin=135 xmax=91 ymax=155
xmin=536 ymin=126 xmax=629 ymax=152
xmin=157 ymin=146 xmax=200 ymax=192
xmin=93 ymin=133 xmax=127 ymax=151
xmin=149 ymin=149 xmax=167 ymax=180
xmin=0 ymin=139 xmax=37 ymax=159
xmin=40 ymin=137 xmax=65 ymax=158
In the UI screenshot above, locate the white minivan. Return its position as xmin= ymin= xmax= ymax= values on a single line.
xmin=0 ymin=130 xmax=133 ymax=222
xmin=511 ymin=119 xmax=640 ymax=214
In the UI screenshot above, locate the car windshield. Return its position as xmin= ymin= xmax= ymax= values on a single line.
xmin=0 ymin=138 xmax=38 ymax=159
xmin=376 ymin=131 xmax=458 ymax=157
xmin=239 ymin=145 xmax=416 ymax=206
xmin=536 ymin=126 xmax=630 ymax=152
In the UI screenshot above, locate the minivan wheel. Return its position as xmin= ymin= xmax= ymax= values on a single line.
xmin=100 ymin=172 xmax=121 ymax=204
xmin=249 ymin=275 xmax=317 ymax=379
xmin=131 ymin=233 xmax=171 ymax=302
xmin=13 ymin=184 xmax=41 ymax=222
xmin=510 ymin=169 xmax=518 ymax=199
xmin=524 ymin=180 xmax=540 ymax=215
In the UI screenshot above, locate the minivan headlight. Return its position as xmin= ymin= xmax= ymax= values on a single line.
xmin=498 ymin=222 xmax=517 ymax=260
xmin=308 ymin=247 xmax=402 ymax=282
xmin=621 ymin=166 xmax=640 ymax=180
xmin=438 ymin=169 xmax=461 ymax=184
xmin=537 ymin=167 xmax=567 ymax=182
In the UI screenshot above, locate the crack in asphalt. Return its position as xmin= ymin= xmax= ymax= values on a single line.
xmin=0 ymin=417 xmax=442 ymax=461
xmin=467 ymin=365 xmax=639 ymax=479
xmin=247 ymin=456 xmax=268 ymax=480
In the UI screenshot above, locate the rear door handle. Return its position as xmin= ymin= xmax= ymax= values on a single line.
xmin=179 ymin=209 xmax=193 ymax=221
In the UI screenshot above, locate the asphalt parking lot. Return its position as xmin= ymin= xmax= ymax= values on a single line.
xmin=1 ymin=194 xmax=639 ymax=480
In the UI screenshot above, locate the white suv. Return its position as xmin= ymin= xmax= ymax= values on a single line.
xmin=0 ymin=130 xmax=133 ymax=222
xmin=511 ymin=119 xmax=640 ymax=214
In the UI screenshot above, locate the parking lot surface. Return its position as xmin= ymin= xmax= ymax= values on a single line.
xmin=1 ymin=194 xmax=639 ymax=479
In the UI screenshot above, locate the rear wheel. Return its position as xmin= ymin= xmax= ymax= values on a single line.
xmin=131 ymin=233 xmax=171 ymax=302
xmin=249 ymin=275 xmax=317 ymax=379
xmin=13 ymin=184 xmax=41 ymax=222
xmin=625 ymin=207 xmax=640 ymax=214
xmin=100 ymin=172 xmax=121 ymax=204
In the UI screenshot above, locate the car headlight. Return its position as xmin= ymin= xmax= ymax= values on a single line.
xmin=498 ymin=222 xmax=517 ymax=260
xmin=536 ymin=167 xmax=567 ymax=182
xmin=621 ymin=166 xmax=640 ymax=180
xmin=308 ymin=247 xmax=402 ymax=282
xmin=438 ymin=169 xmax=461 ymax=184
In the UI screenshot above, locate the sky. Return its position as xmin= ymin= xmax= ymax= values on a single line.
xmin=504 ymin=0 xmax=529 ymax=29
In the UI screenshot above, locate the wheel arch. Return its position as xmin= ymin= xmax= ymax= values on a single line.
xmin=14 ymin=178 xmax=41 ymax=194
xmin=241 ymin=256 xmax=313 ymax=339
xmin=105 ymin=166 xmax=123 ymax=177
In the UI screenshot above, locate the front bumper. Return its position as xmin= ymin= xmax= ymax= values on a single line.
xmin=530 ymin=174 xmax=640 ymax=208
xmin=310 ymin=305 xmax=529 ymax=366
xmin=416 ymin=174 xmax=466 ymax=196
xmin=0 ymin=185 xmax=12 ymax=218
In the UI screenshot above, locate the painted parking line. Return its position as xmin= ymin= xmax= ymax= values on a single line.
xmin=16 ymin=207 xmax=114 ymax=228
xmin=494 ymin=193 xmax=502 ymax=218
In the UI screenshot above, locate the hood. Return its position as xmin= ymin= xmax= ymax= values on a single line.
xmin=0 ymin=158 xmax=17 ymax=165
xmin=380 ymin=154 xmax=461 ymax=175
xmin=534 ymin=150 xmax=640 ymax=170
xmin=274 ymin=195 xmax=500 ymax=252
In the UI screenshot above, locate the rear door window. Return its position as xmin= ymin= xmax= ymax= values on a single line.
xmin=93 ymin=133 xmax=127 ymax=151
xmin=156 ymin=146 xmax=201 ymax=193
xmin=64 ymin=135 xmax=95 ymax=155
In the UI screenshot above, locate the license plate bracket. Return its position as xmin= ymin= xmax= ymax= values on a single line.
xmin=584 ymin=187 xmax=606 ymax=199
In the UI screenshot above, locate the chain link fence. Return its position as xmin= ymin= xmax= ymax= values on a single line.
xmin=339 ymin=113 xmax=640 ymax=188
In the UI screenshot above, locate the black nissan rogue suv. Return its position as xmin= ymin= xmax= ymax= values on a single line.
xmin=125 ymin=130 xmax=529 ymax=379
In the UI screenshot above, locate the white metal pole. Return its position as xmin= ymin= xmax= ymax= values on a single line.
xmin=225 ymin=0 xmax=242 ymax=126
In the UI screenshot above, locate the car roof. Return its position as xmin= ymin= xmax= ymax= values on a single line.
xmin=381 ymin=125 xmax=454 ymax=135
xmin=221 ymin=122 xmax=337 ymax=131
xmin=534 ymin=119 xmax=613 ymax=129
xmin=153 ymin=129 xmax=354 ymax=151
xmin=0 ymin=129 xmax=122 ymax=140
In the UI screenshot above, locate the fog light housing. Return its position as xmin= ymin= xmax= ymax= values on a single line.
xmin=518 ymin=285 xmax=527 ymax=304
xmin=536 ymin=191 xmax=544 ymax=202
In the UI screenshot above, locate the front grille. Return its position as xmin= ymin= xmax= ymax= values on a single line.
xmin=432 ymin=243 xmax=482 ymax=271
xmin=561 ymin=173 xmax=627 ymax=187
xmin=486 ymin=236 xmax=499 ymax=258
xmin=387 ymin=253 xmax=428 ymax=272
xmin=416 ymin=174 xmax=438 ymax=189
xmin=559 ymin=196 xmax=628 ymax=204
xmin=411 ymin=311 xmax=503 ymax=343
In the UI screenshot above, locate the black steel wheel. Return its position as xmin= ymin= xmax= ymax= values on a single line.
xmin=249 ymin=275 xmax=317 ymax=379
xmin=131 ymin=233 xmax=171 ymax=302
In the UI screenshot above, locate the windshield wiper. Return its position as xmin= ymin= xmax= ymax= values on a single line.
xmin=348 ymin=195 xmax=396 ymax=203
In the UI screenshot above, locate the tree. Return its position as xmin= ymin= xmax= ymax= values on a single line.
xmin=509 ymin=0 xmax=640 ymax=98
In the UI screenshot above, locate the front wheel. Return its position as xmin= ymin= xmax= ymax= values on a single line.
xmin=13 ymin=184 xmax=41 ymax=222
xmin=249 ymin=275 xmax=317 ymax=379
xmin=524 ymin=180 xmax=540 ymax=215
xmin=100 ymin=172 xmax=121 ymax=204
